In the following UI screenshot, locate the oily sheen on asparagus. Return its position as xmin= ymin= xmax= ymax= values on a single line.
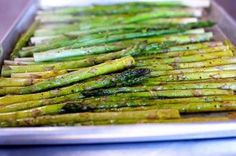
xmin=1 ymin=0 xmax=236 ymax=127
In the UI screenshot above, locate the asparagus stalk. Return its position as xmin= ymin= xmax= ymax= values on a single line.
xmin=4 ymin=39 xmax=218 ymax=76
xmin=3 ymin=93 xmax=236 ymax=113
xmin=4 ymin=60 xmax=35 ymax=65
xmin=38 ymin=2 xmax=179 ymax=21
xmin=0 ymin=78 xmax=42 ymax=87
xmin=143 ymin=78 xmax=236 ymax=85
xmin=0 ymin=104 xmax=65 ymax=122
xmin=137 ymin=50 xmax=233 ymax=65
xmin=39 ymin=1 xmax=209 ymax=17
xmin=18 ymin=56 xmax=135 ymax=93
xmin=38 ymin=8 xmax=202 ymax=24
xmin=18 ymin=21 xmax=214 ymax=55
xmin=0 ymin=87 xmax=24 ymax=96
xmin=10 ymin=20 xmax=40 ymax=59
xmin=114 ymin=101 xmax=236 ymax=114
xmin=146 ymin=41 xmax=223 ymax=53
xmin=102 ymin=95 xmax=236 ymax=104
xmin=124 ymin=8 xmax=203 ymax=23
xmin=19 ymin=31 xmax=214 ymax=59
xmin=60 ymin=97 xmax=236 ymax=113
xmin=66 ymin=95 xmax=236 ymax=109
xmin=138 ymin=17 xmax=198 ymax=25
xmin=32 ymin=32 xmax=214 ymax=63
xmin=178 ymin=56 xmax=236 ymax=69
xmin=0 ymin=68 xmax=150 ymax=105
xmin=0 ymin=72 xmax=148 ymax=97
xmin=63 ymin=25 xmax=204 ymax=39
xmin=82 ymin=81 xmax=236 ymax=97
xmin=14 ymin=57 xmax=34 ymax=62
xmin=2 ymin=47 xmax=136 ymax=76
xmin=151 ymin=70 xmax=236 ymax=81
xmin=149 ymin=64 xmax=236 ymax=77
xmin=40 ymin=1 xmax=210 ymax=16
xmin=1 ymin=109 xmax=180 ymax=127
xmin=34 ymin=17 xmax=198 ymax=38
xmin=11 ymin=70 xmax=70 ymax=79
xmin=136 ymin=45 xmax=228 ymax=60
xmin=27 ymin=39 xmax=219 ymax=64
xmin=35 ymin=27 xmax=203 ymax=48
xmin=0 ymin=92 xmax=83 ymax=112
xmin=83 ymin=89 xmax=233 ymax=98
xmin=138 ymin=57 xmax=236 ymax=71
xmin=33 ymin=44 xmax=125 ymax=62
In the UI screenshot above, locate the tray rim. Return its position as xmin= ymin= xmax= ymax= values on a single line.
xmin=2 ymin=122 xmax=236 ymax=145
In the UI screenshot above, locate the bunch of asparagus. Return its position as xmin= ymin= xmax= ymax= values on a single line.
xmin=1 ymin=0 xmax=236 ymax=127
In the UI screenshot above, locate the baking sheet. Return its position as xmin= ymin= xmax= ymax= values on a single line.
xmin=1 ymin=0 xmax=236 ymax=145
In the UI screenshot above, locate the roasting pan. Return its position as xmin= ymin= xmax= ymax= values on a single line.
xmin=1 ymin=0 xmax=236 ymax=145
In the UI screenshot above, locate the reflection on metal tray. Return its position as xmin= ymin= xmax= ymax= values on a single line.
xmin=1 ymin=0 xmax=236 ymax=145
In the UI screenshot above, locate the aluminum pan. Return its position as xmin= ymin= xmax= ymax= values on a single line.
xmin=1 ymin=0 xmax=236 ymax=145
xmin=2 ymin=122 xmax=236 ymax=145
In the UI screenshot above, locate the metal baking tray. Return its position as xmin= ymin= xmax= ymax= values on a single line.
xmin=1 ymin=0 xmax=236 ymax=145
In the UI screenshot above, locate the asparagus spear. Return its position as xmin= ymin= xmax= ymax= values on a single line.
xmin=18 ymin=21 xmax=214 ymax=55
xmin=0 ymin=68 xmax=150 ymax=105
xmin=39 ymin=1 xmax=209 ymax=17
xmin=90 ymin=95 xmax=236 ymax=105
xmin=0 ymin=72 xmax=148 ymax=97
xmin=11 ymin=70 xmax=70 ymax=79
xmin=136 ymin=45 xmax=228 ymax=60
xmin=7 ymin=56 xmax=135 ymax=94
xmin=1 ymin=109 xmax=180 ymax=127
xmin=4 ymin=60 xmax=35 ymax=65
xmin=151 ymin=70 xmax=236 ymax=81
xmin=3 ymin=93 xmax=236 ymax=113
xmin=10 ymin=20 xmax=40 ymax=59
xmin=113 ymin=101 xmax=236 ymax=114
xmin=38 ymin=8 xmax=202 ymax=24
xmin=33 ymin=44 xmax=125 ymax=62
xmin=0 ymin=104 xmax=65 ymax=122
xmin=143 ymin=78 xmax=236 ymax=86
xmin=149 ymin=64 xmax=236 ymax=77
xmin=40 ymin=1 xmax=210 ymax=16
xmin=124 ymin=8 xmax=203 ymax=23
xmin=65 ymin=95 xmax=236 ymax=109
xmin=0 ymin=78 xmax=42 ymax=87
xmin=59 ymin=97 xmax=236 ymax=114
xmin=62 ymin=25 xmax=205 ymax=40
xmin=178 ymin=56 xmax=236 ymax=69
xmin=31 ymin=32 xmax=214 ymax=63
xmin=83 ymin=89 xmax=233 ymax=98
xmin=146 ymin=41 xmax=223 ymax=53
xmin=34 ymin=17 xmax=198 ymax=38
xmin=4 ymin=38 xmax=217 ymax=76
xmin=35 ymin=26 xmax=203 ymax=47
xmin=26 ymin=39 xmax=219 ymax=65
xmin=137 ymin=50 xmax=233 ymax=65
xmin=137 ymin=57 xmax=236 ymax=71
xmin=19 ymin=31 xmax=214 ymax=59
xmin=82 ymin=81 xmax=236 ymax=97
xmin=137 ymin=49 xmax=233 ymax=65
xmin=0 ymin=92 xmax=83 ymax=112
xmin=2 ymin=47 xmax=137 ymax=76
xmin=14 ymin=57 xmax=34 ymax=62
